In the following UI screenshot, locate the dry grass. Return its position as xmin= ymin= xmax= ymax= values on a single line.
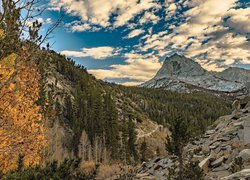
xmin=96 ymin=163 xmax=135 ymax=180
xmin=80 ymin=161 xmax=96 ymax=173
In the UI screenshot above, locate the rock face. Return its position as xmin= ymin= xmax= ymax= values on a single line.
xmin=136 ymin=101 xmax=250 ymax=179
xmin=140 ymin=54 xmax=250 ymax=96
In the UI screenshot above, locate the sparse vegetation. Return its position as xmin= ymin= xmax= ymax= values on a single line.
xmin=0 ymin=155 xmax=99 ymax=180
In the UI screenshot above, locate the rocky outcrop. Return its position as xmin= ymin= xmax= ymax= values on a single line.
xmin=221 ymin=169 xmax=250 ymax=180
xmin=136 ymin=100 xmax=250 ymax=179
xmin=140 ymin=54 xmax=249 ymax=96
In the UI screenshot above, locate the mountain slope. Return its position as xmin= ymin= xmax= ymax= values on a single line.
xmin=136 ymin=100 xmax=250 ymax=179
xmin=141 ymin=54 xmax=249 ymax=96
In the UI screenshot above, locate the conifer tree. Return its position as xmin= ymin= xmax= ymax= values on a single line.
xmin=165 ymin=117 xmax=191 ymax=180
xmin=127 ymin=118 xmax=138 ymax=161
xmin=140 ymin=139 xmax=147 ymax=162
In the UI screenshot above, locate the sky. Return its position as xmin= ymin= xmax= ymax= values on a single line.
xmin=37 ymin=0 xmax=250 ymax=86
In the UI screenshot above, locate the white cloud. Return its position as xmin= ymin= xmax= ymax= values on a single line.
xmin=139 ymin=11 xmax=160 ymax=25
xmin=124 ymin=29 xmax=145 ymax=39
xmin=226 ymin=8 xmax=250 ymax=33
xmin=168 ymin=3 xmax=177 ymax=11
xmin=61 ymin=46 xmax=121 ymax=59
xmin=66 ymin=21 xmax=92 ymax=32
xmin=49 ymin=0 xmax=159 ymax=29
xmin=88 ymin=52 xmax=161 ymax=82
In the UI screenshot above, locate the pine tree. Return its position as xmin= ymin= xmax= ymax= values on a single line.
xmin=165 ymin=116 xmax=191 ymax=180
xmin=140 ymin=139 xmax=147 ymax=162
xmin=127 ymin=118 xmax=138 ymax=162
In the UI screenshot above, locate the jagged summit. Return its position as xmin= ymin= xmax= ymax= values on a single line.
xmin=141 ymin=54 xmax=250 ymax=96
xmin=154 ymin=54 xmax=205 ymax=80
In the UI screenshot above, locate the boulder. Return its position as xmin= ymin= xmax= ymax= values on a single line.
xmin=233 ymin=121 xmax=244 ymax=129
xmin=220 ymin=144 xmax=228 ymax=151
xmin=199 ymin=156 xmax=210 ymax=173
xmin=206 ymin=129 xmax=216 ymax=135
xmin=212 ymin=163 xmax=229 ymax=172
xmin=135 ymin=173 xmax=156 ymax=179
xmin=214 ymin=146 xmax=221 ymax=154
xmin=211 ymin=156 xmax=225 ymax=168
xmin=221 ymin=169 xmax=250 ymax=180
xmin=202 ymin=145 xmax=210 ymax=154
xmin=238 ymin=149 xmax=250 ymax=161
xmin=209 ymin=151 xmax=217 ymax=162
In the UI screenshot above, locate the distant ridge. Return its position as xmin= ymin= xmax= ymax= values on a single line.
xmin=140 ymin=54 xmax=250 ymax=96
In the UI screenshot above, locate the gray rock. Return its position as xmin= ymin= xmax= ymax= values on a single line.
xmin=216 ymin=137 xmax=231 ymax=142
xmin=212 ymin=163 xmax=229 ymax=172
xmin=238 ymin=149 xmax=250 ymax=161
xmin=221 ymin=144 xmax=229 ymax=151
xmin=209 ymin=141 xmax=220 ymax=149
xmin=211 ymin=156 xmax=225 ymax=168
xmin=221 ymin=169 xmax=250 ymax=180
xmin=206 ymin=130 xmax=216 ymax=135
xmin=233 ymin=121 xmax=244 ymax=129
xmin=209 ymin=145 xmax=218 ymax=150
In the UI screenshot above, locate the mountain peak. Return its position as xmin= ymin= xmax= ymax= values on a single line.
xmin=141 ymin=54 xmax=249 ymax=95
xmin=155 ymin=54 xmax=206 ymax=79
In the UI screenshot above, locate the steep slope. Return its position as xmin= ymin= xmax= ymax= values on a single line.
xmin=41 ymin=51 xmax=169 ymax=164
xmin=136 ymin=100 xmax=250 ymax=179
xmin=0 ymin=49 xmax=233 ymax=176
xmin=38 ymin=50 xmax=231 ymax=161
xmin=141 ymin=54 xmax=249 ymax=96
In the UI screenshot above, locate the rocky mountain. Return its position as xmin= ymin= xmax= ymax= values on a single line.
xmin=136 ymin=100 xmax=250 ymax=179
xmin=140 ymin=54 xmax=250 ymax=96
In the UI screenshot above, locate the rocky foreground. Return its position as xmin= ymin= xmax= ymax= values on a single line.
xmin=136 ymin=100 xmax=250 ymax=179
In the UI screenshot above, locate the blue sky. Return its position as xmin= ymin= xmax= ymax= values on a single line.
xmin=37 ymin=0 xmax=249 ymax=85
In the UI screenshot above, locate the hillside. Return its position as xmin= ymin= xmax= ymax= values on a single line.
xmin=0 ymin=2 xmax=235 ymax=179
xmin=0 ymin=45 xmax=232 ymax=176
xmin=136 ymin=100 xmax=250 ymax=179
xmin=42 ymin=50 xmax=232 ymax=156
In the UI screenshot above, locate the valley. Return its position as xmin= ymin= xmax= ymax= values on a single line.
xmin=1 ymin=0 xmax=250 ymax=179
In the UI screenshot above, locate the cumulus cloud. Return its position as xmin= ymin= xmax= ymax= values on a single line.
xmin=61 ymin=46 xmax=121 ymax=59
xmin=124 ymin=29 xmax=145 ymax=39
xmin=225 ymin=8 xmax=250 ymax=33
xmin=49 ymin=0 xmax=159 ymax=29
xmin=88 ymin=52 xmax=161 ymax=82
xmin=66 ymin=21 xmax=92 ymax=32
xmin=139 ymin=11 xmax=160 ymax=25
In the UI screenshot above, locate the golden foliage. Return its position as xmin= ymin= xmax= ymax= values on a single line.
xmin=0 ymin=47 xmax=46 ymax=172
xmin=0 ymin=29 xmax=5 ymax=39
